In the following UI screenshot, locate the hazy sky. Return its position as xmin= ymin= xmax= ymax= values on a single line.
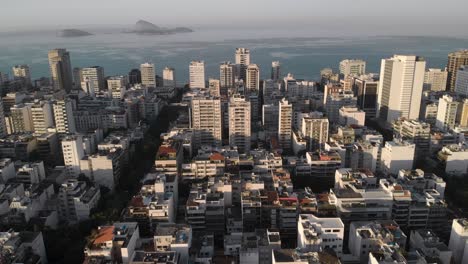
xmin=2 ymin=0 xmax=467 ymax=33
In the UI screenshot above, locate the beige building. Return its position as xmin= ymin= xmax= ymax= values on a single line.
xmin=12 ymin=65 xmax=31 ymax=85
xmin=53 ymin=99 xmax=76 ymax=133
xmin=235 ymin=48 xmax=250 ymax=80
xmin=447 ymin=50 xmax=468 ymax=91
xmin=81 ymin=66 xmax=105 ymax=92
xmin=339 ymin=59 xmax=366 ymax=76
xmin=424 ymin=68 xmax=448 ymax=91
xmin=31 ymin=100 xmax=54 ymax=134
xmin=220 ymin=61 xmax=235 ymax=89
xmin=246 ymin=64 xmax=260 ymax=91
xmin=436 ymin=95 xmax=459 ymax=130
xmin=140 ymin=62 xmax=156 ymax=87
xmin=163 ymin=67 xmax=176 ymax=87
xmin=228 ymin=95 xmax=251 ymax=153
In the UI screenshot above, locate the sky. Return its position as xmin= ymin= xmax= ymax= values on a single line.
xmin=1 ymin=0 xmax=468 ymax=35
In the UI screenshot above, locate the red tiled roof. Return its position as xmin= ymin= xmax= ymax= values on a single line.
xmin=210 ymin=152 xmax=225 ymax=161
xmin=93 ymin=226 xmax=114 ymax=245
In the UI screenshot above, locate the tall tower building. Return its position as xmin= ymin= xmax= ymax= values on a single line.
xmin=246 ymin=64 xmax=260 ymax=91
xmin=48 ymin=49 xmax=73 ymax=92
xmin=31 ymin=100 xmax=54 ymax=134
xmin=460 ymin=99 xmax=468 ymax=128
xmin=0 ymin=98 xmax=6 ymax=137
xmin=81 ymin=66 xmax=105 ymax=93
xmin=235 ymin=48 xmax=250 ymax=81
xmin=377 ymin=55 xmax=426 ymax=123
xmin=191 ymin=96 xmax=222 ymax=147
xmin=278 ymin=98 xmax=293 ymax=150
xmin=12 ymin=65 xmax=31 ymax=86
xmin=163 ymin=67 xmax=176 ymax=87
xmin=228 ymin=95 xmax=251 ymax=153
xmin=220 ymin=62 xmax=235 ymax=89
xmin=189 ymin=61 xmax=205 ymax=89
xmin=140 ymin=63 xmax=156 ymax=87
xmin=107 ymin=76 xmax=127 ymax=99
xmin=447 ymin=50 xmax=468 ymax=91
xmin=271 ymin=61 xmax=281 ymax=81
xmin=436 ymin=95 xmax=459 ymax=130
xmin=61 ymin=135 xmax=84 ymax=177
xmin=339 ymin=59 xmax=366 ymax=76
xmin=354 ymin=74 xmax=379 ymax=118
xmin=128 ymin=69 xmax=141 ymax=85
xmin=455 ymin=65 xmax=468 ymax=96
xmin=73 ymin=67 xmax=82 ymax=89
xmin=424 ymin=68 xmax=448 ymax=91
xmin=53 ymin=99 xmax=76 ymax=134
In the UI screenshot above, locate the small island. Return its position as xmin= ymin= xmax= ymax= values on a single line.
xmin=58 ymin=29 xmax=93 ymax=38
xmin=126 ymin=20 xmax=194 ymax=35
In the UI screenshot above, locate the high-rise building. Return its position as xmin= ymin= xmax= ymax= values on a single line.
xmin=0 ymin=98 xmax=6 ymax=137
xmin=271 ymin=61 xmax=280 ymax=81
xmin=208 ymin=79 xmax=220 ymax=97
xmin=339 ymin=59 xmax=366 ymax=76
xmin=53 ymin=99 xmax=76 ymax=133
xmin=107 ymin=76 xmax=127 ymax=99
xmin=191 ymin=97 xmax=222 ymax=147
xmin=393 ymin=119 xmax=431 ymax=162
xmin=140 ymin=63 xmax=156 ymax=87
xmin=31 ymin=100 xmax=54 ymax=134
xmin=81 ymin=78 xmax=95 ymax=97
xmin=246 ymin=64 xmax=260 ymax=91
xmin=424 ymin=68 xmax=448 ymax=91
xmin=447 ymin=50 xmax=468 ymax=91
xmin=278 ymin=98 xmax=293 ymax=150
xmin=48 ymin=48 xmax=73 ymax=92
xmin=228 ymin=95 xmax=251 ymax=153
xmin=6 ymin=103 xmax=33 ymax=134
xmin=455 ymin=65 xmax=468 ymax=96
xmin=12 ymin=65 xmax=31 ymax=86
xmin=449 ymin=219 xmax=468 ymax=264
xmin=73 ymin=67 xmax=82 ymax=89
xmin=436 ymin=95 xmax=459 ymax=130
xmin=354 ymin=74 xmax=379 ymax=118
xmin=189 ymin=61 xmax=205 ymax=89
xmin=81 ymin=66 xmax=105 ymax=93
xmin=220 ymin=62 xmax=235 ymax=89
xmin=235 ymin=48 xmax=250 ymax=80
xmin=128 ymin=69 xmax=141 ymax=85
xmin=460 ymin=99 xmax=468 ymax=128
xmin=339 ymin=106 xmax=366 ymax=126
xmin=301 ymin=114 xmax=329 ymax=151
xmin=61 ymin=135 xmax=84 ymax=177
xmin=163 ymin=67 xmax=176 ymax=87
xmin=377 ymin=55 xmax=426 ymax=123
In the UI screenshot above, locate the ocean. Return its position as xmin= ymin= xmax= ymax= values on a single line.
xmin=1 ymin=27 xmax=468 ymax=82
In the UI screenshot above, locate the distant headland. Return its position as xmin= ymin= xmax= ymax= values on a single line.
xmin=125 ymin=20 xmax=194 ymax=35
xmin=58 ymin=29 xmax=93 ymax=37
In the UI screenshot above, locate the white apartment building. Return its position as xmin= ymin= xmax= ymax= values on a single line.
xmin=301 ymin=115 xmax=329 ymax=151
xmin=424 ymin=68 xmax=448 ymax=91
xmin=62 ymin=135 xmax=85 ymax=177
xmin=163 ymin=67 xmax=176 ymax=87
xmin=31 ymin=100 xmax=54 ymax=134
xmin=189 ymin=61 xmax=205 ymax=88
xmin=191 ymin=97 xmax=222 ymax=147
xmin=339 ymin=59 xmax=366 ymax=76
xmin=154 ymin=224 xmax=192 ymax=264
xmin=449 ymin=219 xmax=468 ymax=264
xmin=58 ymin=179 xmax=100 ymax=223
xmin=278 ymin=98 xmax=293 ymax=150
xmin=81 ymin=66 xmax=105 ymax=93
xmin=6 ymin=103 xmax=33 ymax=134
xmin=107 ymin=76 xmax=127 ymax=99
xmin=53 ymin=99 xmax=76 ymax=133
xmin=339 ymin=106 xmax=365 ymax=126
xmin=235 ymin=48 xmax=250 ymax=80
xmin=377 ymin=55 xmax=426 ymax=123
xmin=81 ymin=77 xmax=96 ymax=97
xmin=381 ymin=139 xmax=416 ymax=175
xmin=228 ymin=95 xmax=251 ymax=153
xmin=140 ymin=62 xmax=156 ymax=87
xmin=297 ymin=214 xmax=344 ymax=256
xmin=438 ymin=144 xmax=468 ymax=176
xmin=220 ymin=62 xmax=235 ymax=89
xmin=436 ymin=95 xmax=459 ymax=130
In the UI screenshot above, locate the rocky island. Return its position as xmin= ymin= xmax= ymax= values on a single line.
xmin=58 ymin=29 xmax=93 ymax=37
xmin=126 ymin=20 xmax=193 ymax=35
